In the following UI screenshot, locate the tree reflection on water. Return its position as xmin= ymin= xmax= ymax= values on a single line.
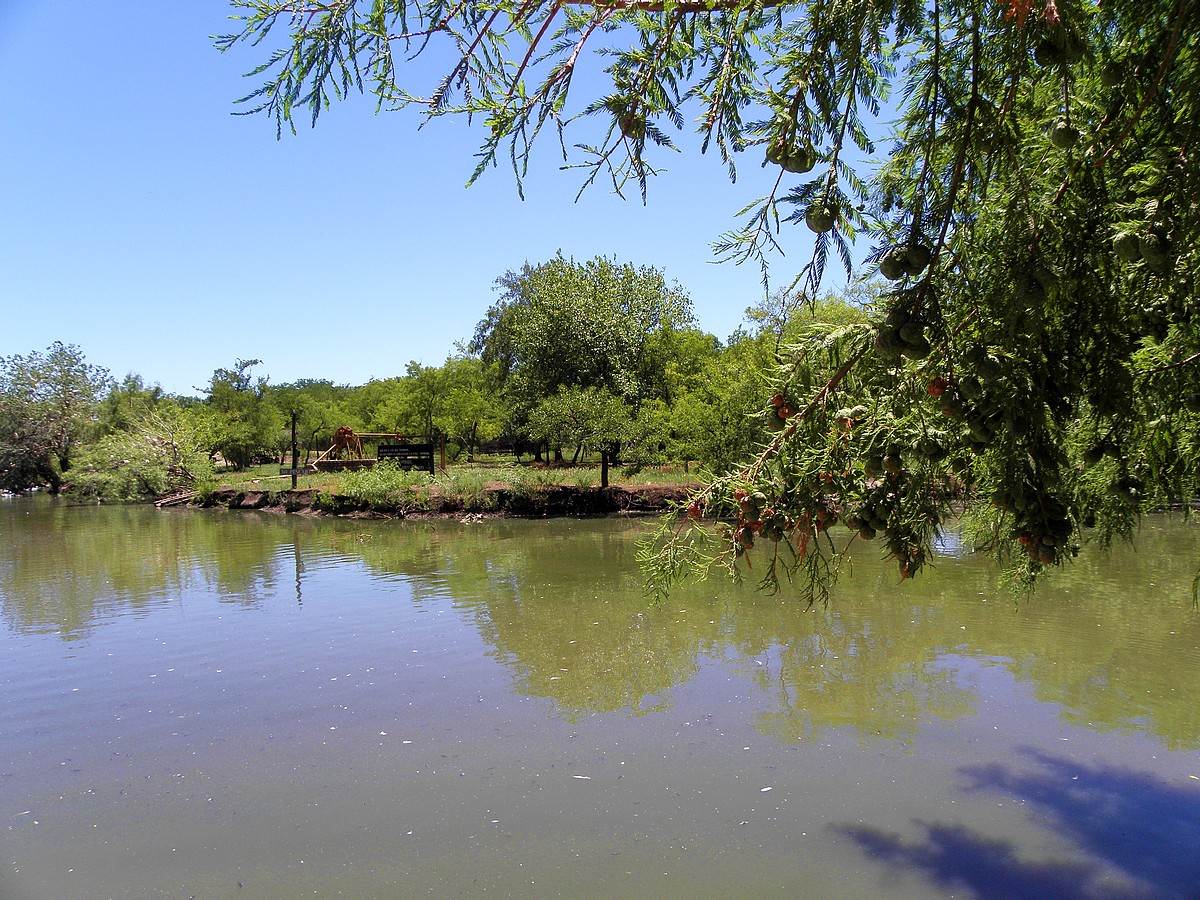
xmin=2 ymin=499 xmax=1198 ymax=752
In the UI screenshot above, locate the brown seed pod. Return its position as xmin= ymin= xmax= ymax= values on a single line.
xmin=619 ymin=113 xmax=646 ymax=141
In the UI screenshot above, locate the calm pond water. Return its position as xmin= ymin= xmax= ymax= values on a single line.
xmin=2 ymin=497 xmax=1199 ymax=899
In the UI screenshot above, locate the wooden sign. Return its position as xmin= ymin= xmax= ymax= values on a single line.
xmin=378 ymin=443 xmax=435 ymax=473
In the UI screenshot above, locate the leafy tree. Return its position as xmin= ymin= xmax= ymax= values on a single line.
xmin=435 ymin=355 xmax=504 ymax=460
xmin=347 ymin=377 xmax=402 ymax=433
xmin=527 ymin=387 xmax=632 ymax=486
xmin=401 ymin=360 xmax=446 ymax=444
xmin=350 ymin=364 xmax=449 ymax=443
xmin=338 ymin=361 xmax=497 ymax=456
xmin=100 ymin=373 xmax=167 ymax=434
xmin=204 ymin=359 xmax=280 ymax=469
xmin=471 ymin=255 xmax=693 ymax=403
xmin=0 ymin=342 xmax=110 ymax=492
xmin=70 ymin=402 xmax=216 ymax=501
xmin=220 ymin=1 xmax=1200 ymax=600
xmin=663 ymin=294 xmax=867 ymax=473
xmin=669 ymin=334 xmax=773 ymax=474
xmin=270 ymin=379 xmax=357 ymax=463
xmin=470 ymin=254 xmax=694 ymax=462
xmin=646 ymin=326 xmax=724 ymax=406
xmin=745 ymin=286 xmax=877 ymax=351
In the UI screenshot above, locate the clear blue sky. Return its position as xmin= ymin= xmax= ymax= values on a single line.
xmin=1 ymin=2 xmax=864 ymax=396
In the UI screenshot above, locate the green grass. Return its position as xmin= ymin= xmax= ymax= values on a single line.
xmin=210 ymin=458 xmax=698 ymax=497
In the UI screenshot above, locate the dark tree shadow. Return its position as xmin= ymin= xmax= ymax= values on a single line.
xmin=837 ymin=749 xmax=1200 ymax=899
xmin=839 ymin=820 xmax=1120 ymax=899
xmin=962 ymin=748 xmax=1200 ymax=896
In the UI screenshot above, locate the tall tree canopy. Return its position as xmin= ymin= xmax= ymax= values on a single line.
xmin=204 ymin=359 xmax=281 ymax=469
xmin=0 ymin=343 xmax=110 ymax=493
xmin=221 ymin=0 xmax=1199 ymax=599
xmin=470 ymin=255 xmax=694 ymax=407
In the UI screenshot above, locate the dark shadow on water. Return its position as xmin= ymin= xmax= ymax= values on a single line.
xmin=840 ymin=821 xmax=1112 ymax=899
xmin=837 ymin=749 xmax=1200 ymax=900
xmin=962 ymin=748 xmax=1200 ymax=896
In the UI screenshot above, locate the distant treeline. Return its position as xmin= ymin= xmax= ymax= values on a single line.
xmin=0 ymin=256 xmax=867 ymax=501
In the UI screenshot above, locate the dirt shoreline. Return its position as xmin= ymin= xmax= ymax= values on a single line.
xmin=179 ymin=483 xmax=695 ymax=519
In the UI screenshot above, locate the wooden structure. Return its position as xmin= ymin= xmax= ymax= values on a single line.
xmin=327 ymin=425 xmax=363 ymax=460
xmin=313 ymin=428 xmax=443 ymax=473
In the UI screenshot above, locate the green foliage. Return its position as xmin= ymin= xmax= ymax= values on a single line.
xmin=571 ymin=469 xmax=599 ymax=490
xmin=204 ymin=359 xmax=281 ymax=469
xmin=471 ymin=254 xmax=694 ymax=407
xmin=503 ymin=466 xmax=561 ymax=499
xmin=401 ymin=360 xmax=445 ymax=444
xmin=434 ymin=356 xmax=504 ymax=461
xmin=658 ymin=295 xmax=866 ymax=477
xmin=311 ymin=490 xmax=345 ymax=512
xmin=467 ymin=254 xmax=698 ymax=475
xmin=269 ymin=379 xmax=359 ymax=463
xmin=350 ymin=376 xmax=406 ymax=433
xmin=0 ymin=342 xmax=110 ymax=492
xmin=528 ymin=387 xmax=629 ymax=454
xmin=667 ymin=331 xmax=775 ymax=474
xmin=122 ymin=3 xmax=1200 ymax=595
xmin=434 ymin=467 xmax=499 ymax=510
xmin=99 ymin=373 xmax=167 ymax=434
xmin=619 ymin=398 xmax=671 ymax=474
xmin=70 ymin=403 xmax=216 ymax=502
xmin=528 ymin=385 xmax=638 ymax=485
xmin=193 ymin=477 xmax=219 ymax=505
xmin=338 ymin=461 xmax=433 ymax=510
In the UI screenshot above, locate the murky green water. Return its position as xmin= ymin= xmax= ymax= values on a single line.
xmin=2 ymin=496 xmax=1199 ymax=899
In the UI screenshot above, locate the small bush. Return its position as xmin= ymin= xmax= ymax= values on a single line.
xmin=193 ymin=478 xmax=217 ymax=504
xmin=436 ymin=469 xmax=497 ymax=510
xmin=339 ymin=462 xmax=432 ymax=510
xmin=312 ymin=491 xmax=354 ymax=513
xmin=505 ymin=467 xmax=558 ymax=499
xmin=70 ymin=434 xmax=214 ymax=502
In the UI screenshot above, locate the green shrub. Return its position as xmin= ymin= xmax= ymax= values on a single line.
xmin=339 ymin=462 xmax=432 ymax=510
xmin=193 ymin=478 xmax=217 ymax=504
xmin=572 ymin=469 xmax=598 ymax=490
xmin=435 ymin=469 xmax=497 ymax=510
xmin=312 ymin=491 xmax=337 ymax=511
xmin=70 ymin=419 xmax=214 ymax=502
xmin=504 ymin=467 xmax=558 ymax=499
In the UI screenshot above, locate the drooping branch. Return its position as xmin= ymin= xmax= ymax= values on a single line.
xmin=560 ymin=0 xmax=792 ymax=10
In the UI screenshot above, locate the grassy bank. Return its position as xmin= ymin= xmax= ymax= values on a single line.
xmin=193 ymin=456 xmax=699 ymax=517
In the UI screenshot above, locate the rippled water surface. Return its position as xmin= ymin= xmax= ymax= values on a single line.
xmin=2 ymin=496 xmax=1199 ymax=898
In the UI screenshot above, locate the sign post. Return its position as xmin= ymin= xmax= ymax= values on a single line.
xmin=377 ymin=442 xmax=435 ymax=474
xmin=290 ymin=410 xmax=299 ymax=489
